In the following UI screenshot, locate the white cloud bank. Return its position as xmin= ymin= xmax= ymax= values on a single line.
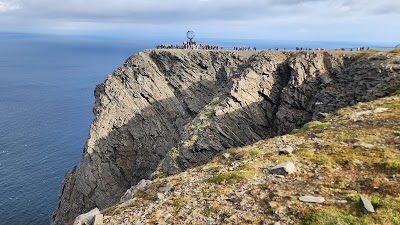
xmin=0 ymin=0 xmax=399 ymax=43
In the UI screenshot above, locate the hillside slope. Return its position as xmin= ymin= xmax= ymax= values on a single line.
xmin=52 ymin=49 xmax=400 ymax=224
xmin=103 ymin=94 xmax=400 ymax=225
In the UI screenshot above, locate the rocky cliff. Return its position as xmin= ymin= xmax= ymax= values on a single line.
xmin=52 ymin=49 xmax=399 ymax=225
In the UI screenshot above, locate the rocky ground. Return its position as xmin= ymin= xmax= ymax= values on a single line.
xmin=54 ymin=48 xmax=400 ymax=225
xmin=100 ymin=93 xmax=400 ymax=225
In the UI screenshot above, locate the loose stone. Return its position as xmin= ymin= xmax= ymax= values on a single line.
xmin=360 ymin=195 xmax=375 ymax=213
xmin=299 ymin=196 xmax=325 ymax=203
xmin=270 ymin=162 xmax=296 ymax=175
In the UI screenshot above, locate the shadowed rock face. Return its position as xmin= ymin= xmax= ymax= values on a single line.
xmin=51 ymin=49 xmax=399 ymax=225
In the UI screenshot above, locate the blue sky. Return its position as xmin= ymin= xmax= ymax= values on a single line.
xmin=0 ymin=0 xmax=399 ymax=44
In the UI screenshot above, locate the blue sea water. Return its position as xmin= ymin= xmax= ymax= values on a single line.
xmin=0 ymin=35 xmax=153 ymax=225
xmin=0 ymin=34 xmax=395 ymax=225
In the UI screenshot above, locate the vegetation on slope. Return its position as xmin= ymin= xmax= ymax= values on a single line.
xmin=103 ymin=94 xmax=400 ymax=225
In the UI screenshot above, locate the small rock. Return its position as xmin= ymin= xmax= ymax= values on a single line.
xmin=356 ymin=143 xmax=375 ymax=149
xmin=299 ymin=196 xmax=325 ymax=203
xmin=276 ymin=135 xmax=287 ymax=145
xmin=222 ymin=153 xmax=230 ymax=159
xmin=157 ymin=193 xmax=165 ymax=200
xmin=327 ymin=199 xmax=336 ymax=203
xmin=158 ymin=183 xmax=174 ymax=193
xmin=269 ymin=201 xmax=278 ymax=208
xmin=360 ymin=195 xmax=375 ymax=213
xmin=278 ymin=146 xmax=294 ymax=155
xmin=270 ymin=162 xmax=296 ymax=175
xmin=349 ymin=111 xmax=371 ymax=120
xmin=94 ymin=214 xmax=103 ymax=225
xmin=73 ymin=208 xmax=100 ymax=225
xmin=273 ymin=222 xmax=281 ymax=225
xmin=118 ymin=199 xmax=135 ymax=208
xmin=372 ymin=108 xmax=389 ymax=114
xmin=227 ymin=198 xmax=242 ymax=204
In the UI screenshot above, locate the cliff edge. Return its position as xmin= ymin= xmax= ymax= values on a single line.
xmin=52 ymin=49 xmax=400 ymax=224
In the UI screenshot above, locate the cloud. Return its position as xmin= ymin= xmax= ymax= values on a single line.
xmin=6 ymin=0 xmax=399 ymax=23
xmin=0 ymin=0 xmax=19 ymax=12
xmin=0 ymin=0 xmax=398 ymax=43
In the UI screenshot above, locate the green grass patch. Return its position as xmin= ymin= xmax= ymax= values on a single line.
xmin=182 ymin=97 xmax=220 ymax=148
xmin=172 ymin=197 xmax=187 ymax=208
xmin=302 ymin=194 xmax=400 ymax=225
xmin=340 ymin=131 xmax=359 ymax=142
xmin=387 ymin=83 xmax=400 ymax=95
xmin=249 ymin=149 xmax=262 ymax=156
xmin=302 ymin=208 xmax=362 ymax=225
xmin=353 ymin=49 xmax=381 ymax=60
xmin=207 ymin=171 xmax=247 ymax=184
xmin=376 ymin=161 xmax=400 ymax=173
xmin=292 ymin=121 xmax=330 ymax=135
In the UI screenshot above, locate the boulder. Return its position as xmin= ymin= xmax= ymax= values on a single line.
xmin=120 ymin=179 xmax=152 ymax=202
xmin=94 ymin=214 xmax=103 ymax=225
xmin=270 ymin=162 xmax=296 ymax=175
xmin=299 ymin=196 xmax=325 ymax=203
xmin=360 ymin=195 xmax=375 ymax=213
xmin=278 ymin=146 xmax=294 ymax=155
xmin=158 ymin=183 xmax=174 ymax=193
xmin=73 ymin=208 xmax=100 ymax=225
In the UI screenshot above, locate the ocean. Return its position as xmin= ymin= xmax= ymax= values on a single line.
xmin=0 ymin=34 xmax=395 ymax=225
xmin=0 ymin=34 xmax=153 ymax=225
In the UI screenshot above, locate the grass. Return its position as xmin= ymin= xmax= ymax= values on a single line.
xmin=182 ymin=96 xmax=220 ymax=148
xmin=207 ymin=171 xmax=247 ymax=185
xmin=387 ymin=83 xmax=400 ymax=95
xmin=292 ymin=121 xmax=330 ymax=135
xmin=206 ymin=94 xmax=400 ymax=224
xmin=389 ymin=48 xmax=400 ymax=56
xmin=172 ymin=197 xmax=187 ymax=208
xmin=296 ymin=95 xmax=400 ymax=224
xmin=302 ymin=208 xmax=362 ymax=225
xmin=353 ymin=49 xmax=381 ymax=60
xmin=302 ymin=193 xmax=400 ymax=225
xmin=101 ymin=95 xmax=400 ymax=224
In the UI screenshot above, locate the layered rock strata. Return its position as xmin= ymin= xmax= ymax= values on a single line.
xmin=52 ymin=49 xmax=399 ymax=224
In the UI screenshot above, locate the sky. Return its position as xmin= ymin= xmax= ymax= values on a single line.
xmin=0 ymin=0 xmax=399 ymax=44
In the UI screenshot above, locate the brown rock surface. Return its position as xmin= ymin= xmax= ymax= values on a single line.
xmin=52 ymin=49 xmax=399 ymax=224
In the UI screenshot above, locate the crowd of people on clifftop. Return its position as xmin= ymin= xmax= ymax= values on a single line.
xmin=157 ymin=42 xmax=223 ymax=50
xmin=294 ymin=46 xmax=371 ymax=51
xmin=233 ymin=47 xmax=257 ymax=51
xmin=156 ymin=43 xmax=372 ymax=52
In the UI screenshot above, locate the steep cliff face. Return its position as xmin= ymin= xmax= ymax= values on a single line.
xmin=52 ymin=50 xmax=399 ymax=224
